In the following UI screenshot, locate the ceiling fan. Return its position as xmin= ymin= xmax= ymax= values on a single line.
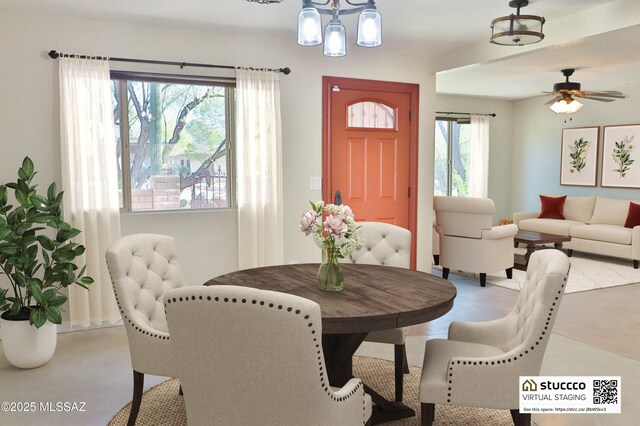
xmin=543 ymin=68 xmax=626 ymax=114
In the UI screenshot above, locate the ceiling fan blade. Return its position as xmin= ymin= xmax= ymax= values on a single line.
xmin=580 ymin=96 xmax=616 ymax=102
xmin=544 ymin=96 xmax=563 ymax=106
xmin=541 ymin=91 xmax=556 ymax=95
xmin=582 ymin=90 xmax=626 ymax=98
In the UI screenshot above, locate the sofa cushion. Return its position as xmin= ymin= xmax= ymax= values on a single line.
xmin=570 ymin=224 xmax=632 ymax=245
xmin=564 ymin=196 xmax=597 ymax=223
xmin=624 ymin=202 xmax=640 ymax=228
xmin=538 ymin=195 xmax=566 ymax=219
xmin=590 ymin=197 xmax=631 ymax=226
xmin=518 ymin=218 xmax=584 ymax=237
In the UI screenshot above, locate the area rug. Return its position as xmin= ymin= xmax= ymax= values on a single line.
xmin=488 ymin=249 xmax=640 ymax=294
xmin=109 ymin=356 xmax=520 ymax=425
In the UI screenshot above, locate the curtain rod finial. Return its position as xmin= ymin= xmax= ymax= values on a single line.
xmin=281 ymin=67 xmax=291 ymax=75
xmin=48 ymin=50 xmax=60 ymax=59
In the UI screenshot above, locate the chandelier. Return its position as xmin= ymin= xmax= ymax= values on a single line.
xmin=248 ymin=0 xmax=382 ymax=57
xmin=490 ymin=0 xmax=545 ymax=46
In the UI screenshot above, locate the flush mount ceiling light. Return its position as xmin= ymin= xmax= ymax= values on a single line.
xmin=549 ymin=97 xmax=584 ymax=114
xmin=490 ymin=0 xmax=545 ymax=46
xmin=248 ymin=0 xmax=382 ymax=57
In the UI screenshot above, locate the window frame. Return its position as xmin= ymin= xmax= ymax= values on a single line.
xmin=112 ymin=72 xmax=236 ymax=213
xmin=435 ymin=117 xmax=470 ymax=197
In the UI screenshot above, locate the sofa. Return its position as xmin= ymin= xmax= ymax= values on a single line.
xmin=513 ymin=195 xmax=640 ymax=268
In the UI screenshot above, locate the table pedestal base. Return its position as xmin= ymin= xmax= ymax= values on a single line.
xmin=322 ymin=333 xmax=416 ymax=425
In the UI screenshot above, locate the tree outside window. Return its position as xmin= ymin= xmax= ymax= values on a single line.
xmin=434 ymin=119 xmax=470 ymax=196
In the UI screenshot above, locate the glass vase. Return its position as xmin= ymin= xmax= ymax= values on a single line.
xmin=317 ymin=249 xmax=344 ymax=292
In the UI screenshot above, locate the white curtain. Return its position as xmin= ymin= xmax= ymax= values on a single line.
xmin=235 ymin=68 xmax=284 ymax=269
xmin=469 ymin=115 xmax=490 ymax=198
xmin=59 ymin=57 xmax=121 ymax=327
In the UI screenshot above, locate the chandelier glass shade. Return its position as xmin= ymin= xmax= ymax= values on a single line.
xmin=549 ymin=98 xmax=584 ymax=114
xmin=296 ymin=0 xmax=382 ymax=57
xmin=490 ymin=0 xmax=545 ymax=46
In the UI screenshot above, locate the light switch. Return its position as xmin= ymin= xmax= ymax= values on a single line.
xmin=309 ymin=176 xmax=322 ymax=191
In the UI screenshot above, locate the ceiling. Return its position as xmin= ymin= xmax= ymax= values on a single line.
xmin=1 ymin=0 xmax=636 ymax=100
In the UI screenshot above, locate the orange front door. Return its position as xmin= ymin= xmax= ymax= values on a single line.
xmin=323 ymin=77 xmax=419 ymax=267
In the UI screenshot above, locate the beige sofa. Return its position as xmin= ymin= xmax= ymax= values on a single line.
xmin=513 ymin=196 xmax=640 ymax=268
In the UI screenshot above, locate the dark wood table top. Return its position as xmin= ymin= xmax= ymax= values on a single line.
xmin=515 ymin=230 xmax=572 ymax=244
xmin=205 ymin=263 xmax=456 ymax=334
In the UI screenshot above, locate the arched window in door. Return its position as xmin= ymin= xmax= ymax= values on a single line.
xmin=347 ymin=101 xmax=396 ymax=129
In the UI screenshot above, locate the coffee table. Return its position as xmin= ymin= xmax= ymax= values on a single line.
xmin=205 ymin=263 xmax=456 ymax=424
xmin=514 ymin=230 xmax=572 ymax=271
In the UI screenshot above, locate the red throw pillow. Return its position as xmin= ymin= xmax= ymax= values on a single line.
xmin=624 ymin=202 xmax=640 ymax=228
xmin=538 ymin=195 xmax=566 ymax=219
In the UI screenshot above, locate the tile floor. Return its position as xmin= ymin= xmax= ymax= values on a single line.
xmin=0 ymin=271 xmax=638 ymax=425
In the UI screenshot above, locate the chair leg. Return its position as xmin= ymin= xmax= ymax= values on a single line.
xmin=480 ymin=273 xmax=486 ymax=287
xmin=506 ymin=267 xmax=513 ymax=279
xmin=567 ymin=249 xmax=573 ymax=257
xmin=394 ymin=344 xmax=404 ymax=402
xmin=421 ymin=403 xmax=435 ymax=426
xmin=179 ymin=385 xmax=183 ymax=396
xmin=433 ymin=255 xmax=440 ymax=265
xmin=510 ymin=409 xmax=531 ymax=426
xmin=128 ymin=370 xmax=144 ymax=426
xmin=442 ymin=267 xmax=450 ymax=279
xmin=634 ymin=260 xmax=639 ymax=269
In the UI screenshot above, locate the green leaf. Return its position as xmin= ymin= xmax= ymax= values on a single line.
xmin=41 ymin=288 xmax=56 ymax=304
xmin=30 ymin=194 xmax=49 ymax=211
xmin=22 ymin=157 xmax=34 ymax=179
xmin=36 ymin=235 xmax=56 ymax=251
xmin=79 ymin=276 xmax=94 ymax=286
xmin=48 ymin=295 xmax=67 ymax=307
xmin=57 ymin=228 xmax=81 ymax=243
xmin=15 ymin=188 xmax=28 ymax=206
xmin=29 ymin=281 xmax=43 ymax=303
xmin=44 ymin=306 xmax=62 ymax=325
xmin=47 ymin=182 xmax=57 ymax=202
xmin=30 ymin=308 xmax=46 ymax=328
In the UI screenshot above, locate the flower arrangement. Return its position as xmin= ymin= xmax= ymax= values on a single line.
xmin=300 ymin=201 xmax=363 ymax=291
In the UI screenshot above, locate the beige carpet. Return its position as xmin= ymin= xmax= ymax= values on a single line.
xmin=488 ymin=250 xmax=640 ymax=294
xmin=109 ymin=357 xmax=518 ymax=425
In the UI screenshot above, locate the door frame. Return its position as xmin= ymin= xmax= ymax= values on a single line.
xmin=322 ymin=76 xmax=420 ymax=269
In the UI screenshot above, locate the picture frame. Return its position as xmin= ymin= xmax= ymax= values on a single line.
xmin=560 ymin=127 xmax=599 ymax=186
xmin=601 ymin=124 xmax=640 ymax=188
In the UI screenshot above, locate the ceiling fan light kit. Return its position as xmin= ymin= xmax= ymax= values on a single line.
xmin=250 ymin=0 xmax=382 ymax=57
xmin=490 ymin=0 xmax=545 ymax=46
xmin=544 ymin=68 xmax=626 ymax=114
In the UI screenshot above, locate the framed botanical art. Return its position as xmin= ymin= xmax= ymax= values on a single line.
xmin=560 ymin=127 xmax=599 ymax=186
xmin=601 ymin=124 xmax=640 ymax=188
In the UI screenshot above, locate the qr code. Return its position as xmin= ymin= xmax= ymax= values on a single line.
xmin=593 ymin=379 xmax=618 ymax=404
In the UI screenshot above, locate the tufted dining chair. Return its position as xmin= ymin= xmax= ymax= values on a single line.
xmin=418 ymin=250 xmax=570 ymax=426
xmin=165 ymin=285 xmax=372 ymax=426
xmin=434 ymin=196 xmax=518 ymax=287
xmin=105 ymin=233 xmax=186 ymax=426
xmin=347 ymin=221 xmax=411 ymax=402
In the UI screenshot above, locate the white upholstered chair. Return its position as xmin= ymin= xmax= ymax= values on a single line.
xmin=418 ymin=250 xmax=570 ymax=426
xmin=347 ymin=221 xmax=411 ymax=402
xmin=105 ymin=233 xmax=186 ymax=426
xmin=165 ymin=285 xmax=372 ymax=426
xmin=434 ymin=196 xmax=518 ymax=287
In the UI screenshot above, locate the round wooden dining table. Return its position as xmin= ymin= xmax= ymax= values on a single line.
xmin=205 ymin=263 xmax=456 ymax=424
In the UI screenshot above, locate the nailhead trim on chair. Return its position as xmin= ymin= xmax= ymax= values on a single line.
xmin=165 ymin=293 xmax=369 ymax=424
xmin=445 ymin=270 xmax=569 ymax=404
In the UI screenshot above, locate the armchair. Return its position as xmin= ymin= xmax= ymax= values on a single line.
xmin=434 ymin=196 xmax=518 ymax=287
xmin=418 ymin=250 xmax=571 ymax=426
xmin=165 ymin=285 xmax=372 ymax=425
xmin=347 ymin=222 xmax=411 ymax=402
xmin=105 ymin=233 xmax=186 ymax=426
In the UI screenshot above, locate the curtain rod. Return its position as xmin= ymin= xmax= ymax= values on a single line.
xmin=436 ymin=111 xmax=496 ymax=117
xmin=48 ymin=50 xmax=291 ymax=75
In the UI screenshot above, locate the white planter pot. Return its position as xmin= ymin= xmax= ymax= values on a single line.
xmin=1 ymin=317 xmax=57 ymax=368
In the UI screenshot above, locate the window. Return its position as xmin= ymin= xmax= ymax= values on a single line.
xmin=434 ymin=119 xmax=471 ymax=196
xmin=112 ymin=76 xmax=234 ymax=211
xmin=347 ymin=101 xmax=396 ymax=129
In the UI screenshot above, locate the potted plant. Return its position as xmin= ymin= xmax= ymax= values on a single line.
xmin=0 ymin=157 xmax=93 ymax=368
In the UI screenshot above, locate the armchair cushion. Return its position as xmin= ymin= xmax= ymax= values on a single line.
xmin=480 ymin=224 xmax=518 ymax=240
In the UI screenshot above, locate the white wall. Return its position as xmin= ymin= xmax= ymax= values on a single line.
xmin=434 ymin=95 xmax=515 ymax=223
xmin=0 ymin=8 xmax=437 ymax=305
xmin=511 ymin=89 xmax=640 ymax=214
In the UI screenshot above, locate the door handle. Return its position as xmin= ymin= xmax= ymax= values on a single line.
xmin=334 ymin=190 xmax=343 ymax=206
